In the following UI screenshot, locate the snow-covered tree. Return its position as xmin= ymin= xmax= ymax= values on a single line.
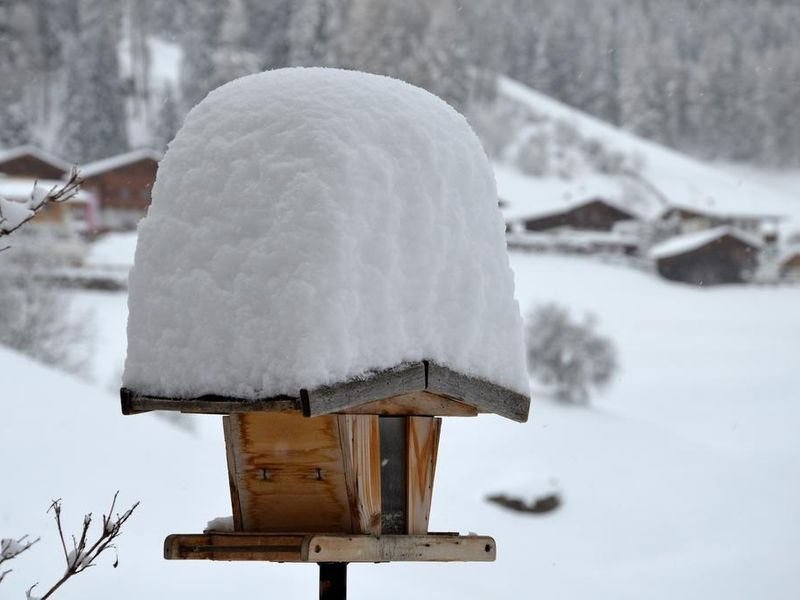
xmin=58 ymin=0 xmax=129 ymax=162
xmin=525 ymin=303 xmax=618 ymax=404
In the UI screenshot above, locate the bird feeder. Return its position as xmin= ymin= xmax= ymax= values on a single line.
xmin=120 ymin=68 xmax=531 ymax=599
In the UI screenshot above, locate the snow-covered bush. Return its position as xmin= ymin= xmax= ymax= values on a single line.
xmin=467 ymin=98 xmax=538 ymax=159
xmin=515 ymin=131 xmax=551 ymax=176
xmin=525 ymin=303 xmax=617 ymax=403
xmin=0 ymin=244 xmax=93 ymax=374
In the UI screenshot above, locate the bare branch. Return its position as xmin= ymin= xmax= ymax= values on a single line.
xmin=32 ymin=493 xmax=139 ymax=600
xmin=0 ymin=535 xmax=40 ymax=585
xmin=0 ymin=167 xmax=84 ymax=252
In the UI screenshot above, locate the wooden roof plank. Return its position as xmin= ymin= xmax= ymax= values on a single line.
xmin=425 ymin=362 xmax=530 ymax=423
xmin=120 ymin=359 xmax=530 ymax=422
xmin=301 ymin=362 xmax=426 ymax=417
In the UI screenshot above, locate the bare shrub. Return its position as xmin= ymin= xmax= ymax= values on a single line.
xmin=0 ymin=243 xmax=94 ymax=374
xmin=525 ymin=303 xmax=618 ymax=403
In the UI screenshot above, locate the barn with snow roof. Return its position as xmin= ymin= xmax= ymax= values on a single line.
xmin=0 ymin=145 xmax=71 ymax=179
xmin=520 ymin=197 xmax=640 ymax=232
xmin=649 ymin=227 xmax=762 ymax=285
xmin=120 ymin=68 xmax=530 ymax=597
xmin=779 ymin=249 xmax=800 ymax=282
xmin=80 ymin=148 xmax=162 ymax=230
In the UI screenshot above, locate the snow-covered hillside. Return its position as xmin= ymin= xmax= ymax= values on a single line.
xmin=5 ymin=245 xmax=799 ymax=599
xmin=494 ymin=77 xmax=800 ymax=232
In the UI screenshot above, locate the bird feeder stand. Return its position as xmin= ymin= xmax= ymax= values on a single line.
xmin=121 ymin=360 xmax=528 ymax=599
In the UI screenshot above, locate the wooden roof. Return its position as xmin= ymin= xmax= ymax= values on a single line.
xmin=121 ymin=360 xmax=530 ymax=422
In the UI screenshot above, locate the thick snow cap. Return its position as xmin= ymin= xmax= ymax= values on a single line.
xmin=124 ymin=68 xmax=529 ymax=399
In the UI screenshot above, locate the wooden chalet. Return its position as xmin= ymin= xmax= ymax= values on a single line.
xmin=521 ymin=197 xmax=639 ymax=232
xmin=779 ymin=250 xmax=800 ymax=282
xmin=80 ymin=149 xmax=161 ymax=231
xmin=649 ymin=227 xmax=761 ymax=285
xmin=659 ymin=205 xmax=782 ymax=238
xmin=0 ymin=145 xmax=71 ymax=179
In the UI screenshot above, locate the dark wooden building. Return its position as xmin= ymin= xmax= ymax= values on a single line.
xmin=650 ymin=228 xmax=761 ymax=286
xmin=780 ymin=251 xmax=800 ymax=282
xmin=80 ymin=149 xmax=161 ymax=230
xmin=522 ymin=198 xmax=638 ymax=232
xmin=0 ymin=145 xmax=71 ymax=179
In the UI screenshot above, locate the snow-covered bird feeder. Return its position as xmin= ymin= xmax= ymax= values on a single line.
xmin=120 ymin=68 xmax=530 ymax=597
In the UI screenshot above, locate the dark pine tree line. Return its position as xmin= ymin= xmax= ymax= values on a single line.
xmin=0 ymin=0 xmax=798 ymax=166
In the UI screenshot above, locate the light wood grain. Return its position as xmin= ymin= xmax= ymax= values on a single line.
xmin=165 ymin=533 xmax=495 ymax=563
xmin=406 ymin=416 xmax=441 ymax=534
xmin=304 ymin=534 xmax=496 ymax=563
xmin=339 ymin=391 xmax=477 ymax=417
xmin=337 ymin=415 xmax=381 ymax=534
xmin=227 ymin=412 xmax=352 ymax=532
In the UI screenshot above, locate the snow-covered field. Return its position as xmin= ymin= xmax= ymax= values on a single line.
xmin=3 ymin=250 xmax=799 ymax=599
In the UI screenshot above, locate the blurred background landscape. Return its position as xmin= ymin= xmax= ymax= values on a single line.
xmin=1 ymin=1 xmax=799 ymax=599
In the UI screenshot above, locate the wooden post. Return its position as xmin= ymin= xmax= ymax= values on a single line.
xmin=319 ymin=562 xmax=347 ymax=600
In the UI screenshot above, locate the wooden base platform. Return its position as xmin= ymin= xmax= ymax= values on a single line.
xmin=164 ymin=533 xmax=496 ymax=563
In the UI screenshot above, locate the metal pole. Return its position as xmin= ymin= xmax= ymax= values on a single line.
xmin=319 ymin=562 xmax=347 ymax=600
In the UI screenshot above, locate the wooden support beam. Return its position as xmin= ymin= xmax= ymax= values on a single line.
xmin=406 ymin=417 xmax=441 ymax=534
xmin=319 ymin=562 xmax=347 ymax=600
xmin=337 ymin=415 xmax=381 ymax=534
xmin=164 ymin=533 xmax=496 ymax=563
xmin=305 ymin=534 xmax=496 ymax=563
xmin=164 ymin=533 xmax=306 ymax=561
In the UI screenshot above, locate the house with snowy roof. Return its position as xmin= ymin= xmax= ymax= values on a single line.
xmin=648 ymin=226 xmax=762 ymax=285
xmin=494 ymin=78 xmax=797 ymax=270
xmin=779 ymin=248 xmax=800 ymax=282
xmin=657 ymin=203 xmax=784 ymax=238
xmin=0 ymin=145 xmax=71 ymax=180
xmin=80 ymin=148 xmax=162 ymax=231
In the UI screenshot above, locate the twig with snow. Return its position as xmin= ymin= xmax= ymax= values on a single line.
xmin=0 ymin=167 xmax=84 ymax=252
xmin=0 ymin=536 xmax=40 ymax=585
xmin=25 ymin=492 xmax=138 ymax=600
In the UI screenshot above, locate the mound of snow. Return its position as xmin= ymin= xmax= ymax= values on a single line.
xmin=124 ymin=68 xmax=528 ymax=399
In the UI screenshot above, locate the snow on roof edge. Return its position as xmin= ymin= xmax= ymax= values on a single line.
xmin=649 ymin=226 xmax=763 ymax=260
xmin=81 ymin=148 xmax=163 ymax=178
xmin=0 ymin=145 xmax=73 ymax=172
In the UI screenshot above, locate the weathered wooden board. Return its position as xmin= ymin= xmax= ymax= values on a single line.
xmin=165 ymin=533 xmax=496 ymax=563
xmin=302 ymin=362 xmax=425 ymax=417
xmin=406 ymin=417 xmax=441 ymax=535
xmin=305 ymin=534 xmax=496 ymax=563
xmin=164 ymin=533 xmax=305 ymax=561
xmin=336 ymin=415 xmax=381 ymax=534
xmin=226 ymin=413 xmax=353 ymax=532
xmin=122 ymin=360 xmax=530 ymax=421
xmin=222 ymin=416 xmax=244 ymax=530
xmin=120 ymin=387 xmax=300 ymax=415
xmin=340 ymin=391 xmax=477 ymax=417
xmin=426 ymin=362 xmax=530 ymax=423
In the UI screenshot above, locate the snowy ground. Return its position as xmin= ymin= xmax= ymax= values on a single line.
xmin=3 ymin=250 xmax=799 ymax=599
